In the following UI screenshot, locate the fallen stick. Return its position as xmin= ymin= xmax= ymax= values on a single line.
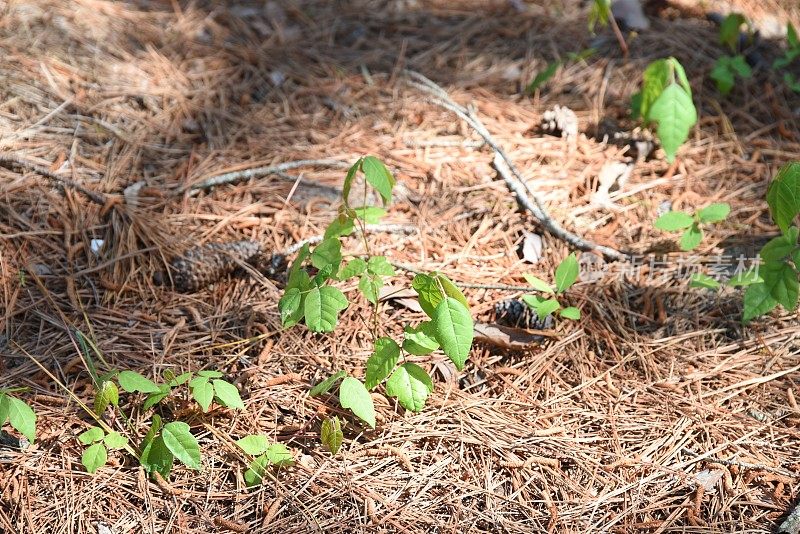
xmin=403 ymin=70 xmax=627 ymax=262
xmin=187 ymin=159 xmax=351 ymax=192
xmin=0 ymin=153 xmax=108 ymax=206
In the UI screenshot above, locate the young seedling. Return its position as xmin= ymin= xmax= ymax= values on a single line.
xmin=773 ymin=23 xmax=800 ymax=93
xmin=654 ymin=202 xmax=730 ymax=251
xmin=741 ymin=162 xmax=800 ymax=321
xmin=710 ymin=13 xmax=753 ymax=96
xmin=0 ymin=389 xmax=36 ymax=444
xmin=235 ymin=435 xmax=294 ymax=486
xmin=521 ymin=253 xmax=582 ymax=321
xmin=138 ymin=415 xmax=201 ymax=479
xmin=280 ymin=157 xmax=474 ymax=432
xmin=631 ymin=57 xmax=697 ymax=162
xmin=78 ymin=426 xmax=129 ymax=473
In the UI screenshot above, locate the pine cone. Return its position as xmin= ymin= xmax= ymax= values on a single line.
xmin=494 ymin=298 xmax=554 ymax=330
xmin=166 ymin=240 xmax=263 ymax=292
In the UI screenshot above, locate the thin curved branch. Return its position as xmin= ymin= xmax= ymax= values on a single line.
xmin=403 ymin=70 xmax=628 ymax=262
xmin=186 ymin=159 xmax=351 ymax=193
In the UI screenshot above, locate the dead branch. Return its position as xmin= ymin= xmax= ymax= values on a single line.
xmin=0 ymin=153 xmax=108 ymax=206
xmin=403 ymin=70 xmax=627 ymax=262
xmin=187 ymin=159 xmax=352 ymax=192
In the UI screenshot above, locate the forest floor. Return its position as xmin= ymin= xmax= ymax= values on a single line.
xmin=2 ymin=0 xmax=800 ymax=532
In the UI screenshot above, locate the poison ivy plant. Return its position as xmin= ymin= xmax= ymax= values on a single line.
xmin=631 ymin=57 xmax=697 ymax=162
xmin=742 ymin=162 xmax=800 ymax=321
xmin=520 ymin=253 xmax=582 ymax=321
xmin=711 ymin=55 xmax=752 ymax=95
xmin=654 ymin=202 xmax=730 ymax=251
xmin=285 ymin=157 xmax=475 ymax=437
xmin=139 ymin=415 xmax=201 ymax=479
xmin=78 ymin=426 xmax=129 ymax=473
xmin=718 ymin=13 xmax=749 ymax=52
xmin=588 ymin=0 xmax=611 ymax=33
xmin=0 ymin=390 xmax=36 ymax=443
xmin=774 ymin=22 xmax=800 ymax=70
xmin=236 ymin=435 xmax=294 ymax=486
xmin=188 ymin=371 xmax=245 ymax=412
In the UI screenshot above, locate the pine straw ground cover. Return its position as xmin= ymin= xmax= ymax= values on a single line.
xmin=2 ymin=0 xmax=800 ymax=532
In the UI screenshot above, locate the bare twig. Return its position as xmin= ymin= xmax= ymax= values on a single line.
xmin=187 ymin=159 xmax=352 ymax=192
xmin=403 ymin=70 xmax=627 ymax=262
xmin=0 ymin=153 xmax=108 ymax=206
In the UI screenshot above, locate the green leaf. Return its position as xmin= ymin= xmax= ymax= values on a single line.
xmin=82 ymin=442 xmax=107 ymax=474
xmin=161 ymin=422 xmax=201 ymax=470
xmin=313 ymin=263 xmax=335 ymax=286
xmin=341 ymin=157 xmax=362 ymax=207
xmin=143 ymin=389 xmax=171 ymax=411
xmin=358 ymin=272 xmax=382 ymax=305
xmin=654 ymin=211 xmax=694 ymax=231
xmin=279 ymin=287 xmax=303 ymax=328
xmin=338 ymin=377 xmax=375 ymax=429
xmin=402 ymin=322 xmax=440 ymax=356
xmin=117 ymin=370 xmax=161 ymax=394
xmin=710 ymin=58 xmax=736 ymax=95
xmin=288 ymin=243 xmax=310 ymax=281
xmin=760 ymin=227 xmax=799 ymax=262
xmin=522 ymin=295 xmax=561 ymax=321
xmin=788 ymin=22 xmax=799 ymax=49
xmin=525 ymin=61 xmax=560 ymax=94
xmin=588 ymin=0 xmax=610 ymax=32
xmin=761 ymin=261 xmax=799 ymax=310
xmin=719 ymin=13 xmax=747 ymax=51
xmin=0 ymin=395 xmax=8 ymax=426
xmin=679 ymin=224 xmax=703 ymax=251
xmin=522 ymin=274 xmax=554 ymax=294
xmin=321 ymin=416 xmax=343 ymax=455
xmin=743 ymin=282 xmax=778 ymax=322
xmin=689 ymin=273 xmax=721 ymax=289
xmin=431 ymin=297 xmax=473 ymax=370
xmin=140 ymin=414 xmax=162 ymax=452
xmin=141 ymin=435 xmax=173 ymax=478
xmin=197 ymin=370 xmax=224 ymax=378
xmin=304 ymin=285 xmax=348 ymax=332
xmin=309 ymin=370 xmax=347 ymax=397
xmin=728 ymin=269 xmax=763 ymax=287
xmin=338 ymin=258 xmax=367 ymax=280
xmin=168 ymin=372 xmax=192 ymax=387
xmin=767 ymin=162 xmax=800 ymax=234
xmin=244 ymin=455 xmax=269 ymax=486
xmin=361 ymin=156 xmax=395 ymax=205
xmin=412 ymin=273 xmax=443 ymax=317
xmin=630 ymin=91 xmax=643 ymax=120
xmin=554 ymin=253 xmax=579 ymax=293
xmin=728 ymin=55 xmax=752 ymax=78
xmin=640 ymin=59 xmax=671 ymax=122
xmin=697 ymin=202 xmax=731 ymax=223
xmin=7 ymin=397 xmax=36 ymax=442
xmin=94 ymin=380 xmax=119 ymax=415
xmin=324 ymin=214 xmax=355 ymax=239
xmin=367 ymin=256 xmax=395 ymax=276
xmin=79 ymin=426 xmax=105 ymax=445
xmin=649 ymin=83 xmax=697 ymax=162
xmin=212 ymin=379 xmax=245 ymax=410
xmin=310 ymin=238 xmax=342 ymax=274
xmin=264 ymin=443 xmax=294 ymax=467
xmin=364 ymin=337 xmax=401 ymax=390
xmin=352 ymin=206 xmax=387 ymax=224
xmin=434 ymin=272 xmax=470 ymax=311
xmin=104 ymin=431 xmax=128 ymax=450
xmin=785 ymin=73 xmax=800 ymax=93
xmin=385 ymin=363 xmax=434 ymax=412
xmin=236 ymin=435 xmax=270 ymax=456
xmin=559 ymin=306 xmax=581 ymax=320
xmin=190 ymin=376 xmax=214 ymax=412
